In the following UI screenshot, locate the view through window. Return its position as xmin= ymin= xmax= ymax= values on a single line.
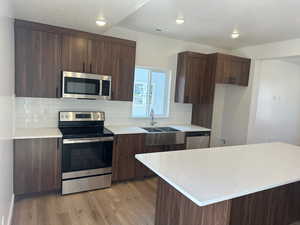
xmin=132 ymin=67 xmax=170 ymax=118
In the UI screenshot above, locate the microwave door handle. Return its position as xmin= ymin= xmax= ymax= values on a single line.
xmin=99 ymin=80 xmax=103 ymax=96
xmin=63 ymin=137 xmax=114 ymax=144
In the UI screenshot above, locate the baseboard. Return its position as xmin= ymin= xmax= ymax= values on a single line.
xmin=6 ymin=194 xmax=14 ymax=225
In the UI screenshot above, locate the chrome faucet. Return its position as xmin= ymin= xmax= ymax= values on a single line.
xmin=150 ymin=109 xmax=157 ymax=126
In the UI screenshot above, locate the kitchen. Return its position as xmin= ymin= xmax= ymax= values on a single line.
xmin=2 ymin=0 xmax=300 ymax=225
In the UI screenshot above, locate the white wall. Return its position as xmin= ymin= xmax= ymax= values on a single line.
xmin=16 ymin=27 xmax=227 ymax=129
xmin=248 ymin=60 xmax=300 ymax=145
xmin=210 ymin=60 xmax=258 ymax=146
xmin=230 ymin=39 xmax=300 ymax=145
xmin=220 ymin=84 xmax=252 ymax=145
xmin=0 ymin=0 xmax=14 ymax=224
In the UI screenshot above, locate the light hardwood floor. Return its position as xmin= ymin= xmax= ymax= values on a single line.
xmin=12 ymin=178 xmax=157 ymax=225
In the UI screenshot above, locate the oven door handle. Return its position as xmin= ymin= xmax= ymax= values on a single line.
xmin=63 ymin=137 xmax=114 ymax=144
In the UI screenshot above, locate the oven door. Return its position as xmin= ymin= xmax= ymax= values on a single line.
xmin=62 ymin=137 xmax=113 ymax=179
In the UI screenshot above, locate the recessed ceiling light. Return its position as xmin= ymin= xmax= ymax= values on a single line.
xmin=231 ymin=30 xmax=240 ymax=39
xmin=96 ymin=20 xmax=107 ymax=27
xmin=176 ymin=18 xmax=185 ymax=25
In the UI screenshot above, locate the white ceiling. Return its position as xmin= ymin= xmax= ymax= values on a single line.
xmin=12 ymin=0 xmax=300 ymax=49
xmin=119 ymin=0 xmax=300 ymax=49
xmin=12 ymin=0 xmax=150 ymax=34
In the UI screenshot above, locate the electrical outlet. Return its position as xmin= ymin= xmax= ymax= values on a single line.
xmin=1 ymin=216 xmax=4 ymax=225
xmin=220 ymin=139 xmax=226 ymax=145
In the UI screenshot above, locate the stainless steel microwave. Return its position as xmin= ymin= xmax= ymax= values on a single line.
xmin=62 ymin=71 xmax=112 ymax=100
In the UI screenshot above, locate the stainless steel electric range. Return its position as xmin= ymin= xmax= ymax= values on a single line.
xmin=59 ymin=111 xmax=114 ymax=195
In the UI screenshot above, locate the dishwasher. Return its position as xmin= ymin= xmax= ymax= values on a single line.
xmin=186 ymin=131 xmax=211 ymax=149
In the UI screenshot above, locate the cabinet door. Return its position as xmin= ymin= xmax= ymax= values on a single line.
xmin=112 ymin=134 xmax=144 ymax=182
xmin=215 ymin=54 xmax=232 ymax=84
xmin=111 ymin=44 xmax=136 ymax=101
xmin=215 ymin=54 xmax=250 ymax=86
xmin=175 ymin=52 xmax=208 ymax=104
xmin=186 ymin=55 xmax=207 ymax=103
xmin=14 ymin=138 xmax=61 ymax=195
xmin=238 ymin=59 xmax=251 ymax=86
xmin=62 ymin=35 xmax=89 ymax=73
xmin=89 ymin=40 xmax=113 ymax=75
xmin=15 ymin=27 xmax=62 ymax=98
xmin=227 ymin=57 xmax=250 ymax=86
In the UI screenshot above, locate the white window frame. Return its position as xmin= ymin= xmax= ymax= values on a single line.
xmin=131 ymin=66 xmax=171 ymax=118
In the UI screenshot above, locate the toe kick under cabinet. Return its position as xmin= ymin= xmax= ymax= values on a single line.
xmin=14 ymin=138 xmax=62 ymax=196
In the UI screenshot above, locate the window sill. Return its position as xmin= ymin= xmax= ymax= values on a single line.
xmin=131 ymin=116 xmax=170 ymax=119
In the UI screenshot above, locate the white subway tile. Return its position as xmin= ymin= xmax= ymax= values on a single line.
xmin=15 ymin=97 xmax=192 ymax=128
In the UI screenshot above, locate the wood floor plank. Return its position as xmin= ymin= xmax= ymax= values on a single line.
xmin=13 ymin=178 xmax=157 ymax=225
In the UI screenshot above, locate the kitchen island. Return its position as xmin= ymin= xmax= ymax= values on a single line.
xmin=136 ymin=142 xmax=300 ymax=225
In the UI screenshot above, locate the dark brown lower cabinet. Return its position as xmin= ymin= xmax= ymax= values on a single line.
xmin=112 ymin=134 xmax=144 ymax=182
xmin=14 ymin=138 xmax=61 ymax=195
xmin=136 ymin=145 xmax=165 ymax=179
xmin=112 ymin=134 xmax=187 ymax=182
xmin=165 ymin=144 xmax=186 ymax=151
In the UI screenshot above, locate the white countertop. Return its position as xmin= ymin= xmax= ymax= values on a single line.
xmin=13 ymin=128 xmax=62 ymax=139
xmin=136 ymin=142 xmax=300 ymax=207
xmin=170 ymin=125 xmax=211 ymax=132
xmin=106 ymin=124 xmax=210 ymax=135
xmin=13 ymin=124 xmax=209 ymax=138
xmin=105 ymin=126 xmax=147 ymax=135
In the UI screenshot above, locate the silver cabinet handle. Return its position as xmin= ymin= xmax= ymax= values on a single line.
xmin=63 ymin=137 xmax=114 ymax=144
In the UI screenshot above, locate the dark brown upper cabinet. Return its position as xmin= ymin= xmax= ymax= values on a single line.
xmin=214 ymin=53 xmax=251 ymax=86
xmin=62 ymin=36 xmax=111 ymax=74
xmin=15 ymin=19 xmax=136 ymax=101
xmin=62 ymin=35 xmax=90 ymax=73
xmin=88 ymin=39 xmax=113 ymax=75
xmin=15 ymin=26 xmax=62 ymax=98
xmin=175 ymin=52 xmax=209 ymax=104
xmin=175 ymin=52 xmax=251 ymax=129
xmin=111 ymin=44 xmax=136 ymax=101
xmin=87 ymin=40 xmax=135 ymax=101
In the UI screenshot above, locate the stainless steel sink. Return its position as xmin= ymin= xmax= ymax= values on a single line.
xmin=141 ymin=127 xmax=185 ymax=146
xmin=142 ymin=127 xmax=179 ymax=133
xmin=142 ymin=127 xmax=164 ymax=133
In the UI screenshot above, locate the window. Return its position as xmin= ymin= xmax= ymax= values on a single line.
xmin=132 ymin=67 xmax=170 ymax=118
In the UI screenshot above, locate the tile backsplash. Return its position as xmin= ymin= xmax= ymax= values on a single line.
xmin=15 ymin=98 xmax=192 ymax=128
